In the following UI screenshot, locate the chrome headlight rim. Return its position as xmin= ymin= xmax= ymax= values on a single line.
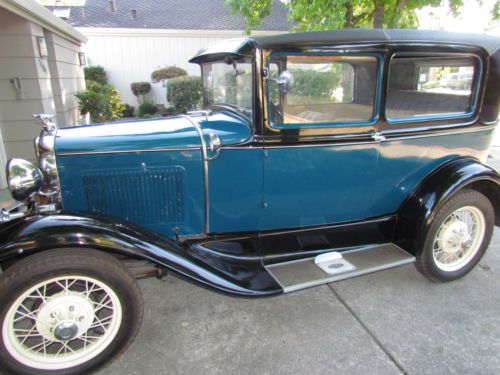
xmin=6 ymin=158 xmax=44 ymax=201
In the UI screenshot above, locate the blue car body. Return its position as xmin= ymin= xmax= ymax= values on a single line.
xmin=1 ymin=29 xmax=499 ymax=297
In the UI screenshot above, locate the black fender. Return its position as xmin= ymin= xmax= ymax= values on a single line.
xmin=0 ymin=212 xmax=282 ymax=297
xmin=395 ymin=157 xmax=500 ymax=255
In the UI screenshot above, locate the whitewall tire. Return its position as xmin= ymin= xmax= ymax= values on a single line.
xmin=0 ymin=249 xmax=143 ymax=375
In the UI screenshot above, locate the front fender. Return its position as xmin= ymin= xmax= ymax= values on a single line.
xmin=0 ymin=212 xmax=281 ymax=297
xmin=395 ymin=157 xmax=500 ymax=255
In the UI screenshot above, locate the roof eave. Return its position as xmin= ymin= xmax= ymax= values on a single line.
xmin=0 ymin=0 xmax=87 ymax=44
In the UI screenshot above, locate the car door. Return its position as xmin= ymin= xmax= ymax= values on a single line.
xmin=261 ymin=52 xmax=382 ymax=231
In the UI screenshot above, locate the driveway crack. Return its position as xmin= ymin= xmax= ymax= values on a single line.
xmin=327 ymin=284 xmax=409 ymax=375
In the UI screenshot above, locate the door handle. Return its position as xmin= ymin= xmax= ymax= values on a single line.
xmin=209 ymin=133 xmax=222 ymax=152
xmin=206 ymin=133 xmax=222 ymax=161
xmin=372 ymin=132 xmax=386 ymax=142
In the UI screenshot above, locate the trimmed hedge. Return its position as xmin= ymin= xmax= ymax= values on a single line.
xmin=167 ymin=76 xmax=202 ymax=113
xmin=151 ymin=66 xmax=187 ymax=82
xmin=131 ymin=82 xmax=152 ymax=99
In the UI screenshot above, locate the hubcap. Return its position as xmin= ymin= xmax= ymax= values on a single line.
xmin=2 ymin=276 xmax=122 ymax=371
xmin=433 ymin=206 xmax=485 ymax=272
xmin=54 ymin=321 xmax=79 ymax=341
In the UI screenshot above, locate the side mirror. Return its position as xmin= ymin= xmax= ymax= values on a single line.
xmin=271 ymin=70 xmax=294 ymax=94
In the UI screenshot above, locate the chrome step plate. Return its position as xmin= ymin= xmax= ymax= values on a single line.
xmin=265 ymin=243 xmax=415 ymax=293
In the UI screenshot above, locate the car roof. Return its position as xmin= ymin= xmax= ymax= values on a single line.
xmin=189 ymin=29 xmax=500 ymax=64
xmin=252 ymin=29 xmax=500 ymax=55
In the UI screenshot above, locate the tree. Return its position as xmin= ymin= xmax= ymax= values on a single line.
xmin=226 ymin=0 xmax=469 ymax=31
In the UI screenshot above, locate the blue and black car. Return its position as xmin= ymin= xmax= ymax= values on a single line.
xmin=0 ymin=29 xmax=499 ymax=374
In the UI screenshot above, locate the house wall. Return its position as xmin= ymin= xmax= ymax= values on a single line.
xmin=78 ymin=28 xmax=280 ymax=107
xmin=0 ymin=7 xmax=85 ymax=188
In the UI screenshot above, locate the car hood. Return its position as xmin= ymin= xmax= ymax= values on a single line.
xmin=55 ymin=111 xmax=252 ymax=155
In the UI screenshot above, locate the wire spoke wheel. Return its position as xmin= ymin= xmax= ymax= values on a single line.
xmin=2 ymin=275 xmax=122 ymax=371
xmin=432 ymin=206 xmax=486 ymax=272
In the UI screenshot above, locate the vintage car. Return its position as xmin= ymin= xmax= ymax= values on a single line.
xmin=0 ymin=29 xmax=499 ymax=374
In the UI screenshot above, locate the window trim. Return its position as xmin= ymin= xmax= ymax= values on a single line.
xmin=266 ymin=52 xmax=383 ymax=130
xmin=385 ymin=52 xmax=483 ymax=124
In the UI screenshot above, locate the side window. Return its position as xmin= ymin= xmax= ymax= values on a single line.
xmin=386 ymin=55 xmax=479 ymax=121
xmin=268 ymin=55 xmax=379 ymax=127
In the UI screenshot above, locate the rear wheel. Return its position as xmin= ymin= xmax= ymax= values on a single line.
xmin=0 ymin=249 xmax=143 ymax=375
xmin=416 ymin=189 xmax=494 ymax=282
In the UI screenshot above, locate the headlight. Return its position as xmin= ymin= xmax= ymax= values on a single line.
xmin=6 ymin=159 xmax=43 ymax=201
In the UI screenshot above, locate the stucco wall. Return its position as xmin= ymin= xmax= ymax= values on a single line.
xmin=0 ymin=6 xmax=85 ymax=188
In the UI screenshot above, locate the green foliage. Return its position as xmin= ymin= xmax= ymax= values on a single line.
xmin=83 ymin=66 xmax=107 ymax=85
xmin=137 ymin=100 xmax=158 ymax=118
xmin=130 ymin=82 xmax=152 ymax=100
xmin=225 ymin=0 xmax=473 ymax=30
xmin=121 ymin=104 xmax=135 ymax=117
xmin=493 ymin=0 xmax=499 ymax=20
xmin=151 ymin=66 xmax=187 ymax=82
xmin=75 ymin=81 xmax=125 ymax=123
xmin=226 ymin=0 xmax=273 ymax=34
xmin=167 ymin=76 xmax=203 ymax=113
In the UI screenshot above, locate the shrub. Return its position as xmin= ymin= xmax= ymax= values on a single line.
xmin=138 ymin=99 xmax=158 ymax=118
xmin=83 ymin=66 xmax=107 ymax=85
xmin=75 ymin=81 xmax=125 ymax=122
xmin=167 ymin=76 xmax=203 ymax=113
xmin=151 ymin=66 xmax=187 ymax=82
xmin=121 ymin=104 xmax=135 ymax=117
xmin=131 ymin=82 xmax=151 ymax=102
xmin=159 ymin=106 xmax=178 ymax=117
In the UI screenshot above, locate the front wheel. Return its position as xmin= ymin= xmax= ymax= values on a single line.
xmin=0 ymin=249 xmax=143 ymax=375
xmin=416 ymin=189 xmax=495 ymax=282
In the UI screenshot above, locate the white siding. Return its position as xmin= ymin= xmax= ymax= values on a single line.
xmin=78 ymin=28 xmax=280 ymax=106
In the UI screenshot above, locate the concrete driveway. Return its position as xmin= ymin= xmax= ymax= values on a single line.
xmin=99 ymin=228 xmax=500 ymax=375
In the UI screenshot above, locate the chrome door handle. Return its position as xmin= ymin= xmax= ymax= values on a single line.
xmin=209 ymin=133 xmax=221 ymax=152
xmin=206 ymin=133 xmax=222 ymax=161
xmin=372 ymin=132 xmax=386 ymax=142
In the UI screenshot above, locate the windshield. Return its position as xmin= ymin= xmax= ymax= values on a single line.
xmin=201 ymin=60 xmax=253 ymax=117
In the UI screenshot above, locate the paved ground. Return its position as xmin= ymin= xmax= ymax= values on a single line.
xmin=99 ymin=149 xmax=500 ymax=375
xmin=98 ymin=229 xmax=499 ymax=375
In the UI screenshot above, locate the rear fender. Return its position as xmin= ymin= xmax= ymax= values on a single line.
xmin=0 ymin=212 xmax=281 ymax=297
xmin=395 ymin=157 xmax=500 ymax=255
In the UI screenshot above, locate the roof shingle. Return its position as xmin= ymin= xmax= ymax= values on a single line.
xmin=47 ymin=0 xmax=292 ymax=31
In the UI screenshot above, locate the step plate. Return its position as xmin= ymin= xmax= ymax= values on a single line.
xmin=265 ymin=244 xmax=415 ymax=293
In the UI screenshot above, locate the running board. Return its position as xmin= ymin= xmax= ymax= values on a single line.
xmin=265 ymin=243 xmax=415 ymax=293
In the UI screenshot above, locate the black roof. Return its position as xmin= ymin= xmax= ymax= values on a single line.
xmin=47 ymin=0 xmax=292 ymax=31
xmin=189 ymin=29 xmax=500 ymax=63
xmin=253 ymin=29 xmax=500 ymax=55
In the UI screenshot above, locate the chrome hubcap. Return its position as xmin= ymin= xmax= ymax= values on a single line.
xmin=2 ymin=276 xmax=122 ymax=370
xmin=54 ymin=321 xmax=79 ymax=341
xmin=433 ymin=206 xmax=485 ymax=272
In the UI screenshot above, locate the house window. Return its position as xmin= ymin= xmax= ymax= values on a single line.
xmin=267 ymin=54 xmax=379 ymax=128
xmin=386 ymin=55 xmax=479 ymax=122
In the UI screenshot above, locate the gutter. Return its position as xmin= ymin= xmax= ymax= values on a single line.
xmin=0 ymin=0 xmax=87 ymax=44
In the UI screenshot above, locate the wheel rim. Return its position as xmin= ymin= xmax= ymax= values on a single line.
xmin=2 ymin=275 xmax=122 ymax=370
xmin=432 ymin=206 xmax=486 ymax=272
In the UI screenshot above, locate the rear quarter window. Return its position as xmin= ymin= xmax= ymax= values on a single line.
xmin=386 ymin=55 xmax=480 ymax=122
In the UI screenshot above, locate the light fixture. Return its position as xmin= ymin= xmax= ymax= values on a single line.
xmin=36 ymin=36 xmax=48 ymax=58
xmin=78 ymin=52 xmax=86 ymax=66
